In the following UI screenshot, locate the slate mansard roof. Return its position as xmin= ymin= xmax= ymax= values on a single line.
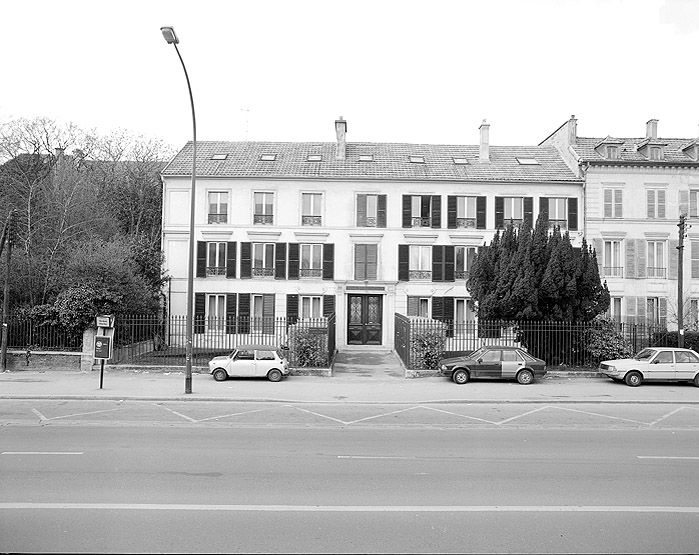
xmin=572 ymin=137 xmax=699 ymax=166
xmin=161 ymin=141 xmax=581 ymax=183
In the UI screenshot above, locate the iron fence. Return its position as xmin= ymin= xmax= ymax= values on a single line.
xmin=395 ymin=314 xmax=671 ymax=370
xmin=7 ymin=318 xmax=82 ymax=352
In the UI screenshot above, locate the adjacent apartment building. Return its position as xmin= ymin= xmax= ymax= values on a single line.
xmin=541 ymin=116 xmax=699 ymax=329
xmin=161 ymin=118 xmax=582 ymax=350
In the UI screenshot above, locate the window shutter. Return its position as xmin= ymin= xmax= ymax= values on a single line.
xmin=637 ymin=297 xmax=647 ymax=322
xmin=626 ymin=295 xmax=636 ymax=323
xmin=356 ymin=194 xmax=367 ymax=227
xmin=238 ymin=293 xmax=251 ymax=334
xmin=194 ymin=292 xmax=206 ymax=334
xmin=226 ymin=293 xmax=237 ymax=333
xmin=625 ymin=239 xmax=636 ymax=279
xmin=402 ymin=195 xmax=411 ymax=228
xmin=274 ymin=243 xmax=286 ymax=280
xmin=196 ymin=241 xmax=207 ymax=278
xmin=680 ymin=190 xmax=689 ymax=216
xmin=407 ymin=296 xmax=419 ymax=316
xmin=476 ymin=196 xmax=486 ymax=229
xmin=523 ymin=197 xmax=533 ymax=229
xmin=288 ymin=243 xmax=299 ymax=280
xmin=539 ymin=197 xmax=549 ymax=220
xmin=367 ymin=244 xmax=378 ymax=280
xmin=604 ymin=189 xmax=612 ymax=218
xmin=669 ymin=239 xmax=679 ymax=278
xmin=398 ymin=245 xmax=409 ymax=281
xmin=444 ymin=245 xmax=455 ymax=282
xmin=495 ymin=197 xmax=504 ymax=228
xmin=692 ymin=242 xmax=699 ymax=278
xmin=447 ymin=196 xmax=457 ymax=229
xmin=614 ymin=190 xmax=623 ymax=217
xmin=637 ymin=240 xmax=647 ymax=278
xmin=377 ymin=195 xmax=387 ymax=228
xmin=323 ymin=243 xmax=334 ymax=280
xmin=226 ymin=242 xmax=237 ymax=278
xmin=659 ymin=297 xmax=667 ymax=328
xmin=323 ymin=295 xmax=335 ymax=317
xmin=443 ymin=296 xmax=455 ymax=338
xmin=431 ymin=195 xmax=441 ymax=228
xmin=657 ymin=190 xmax=666 ymax=219
xmin=432 ymin=246 xmax=444 ymax=282
xmin=263 ymin=294 xmax=275 ymax=334
xmin=568 ymin=198 xmax=578 ymax=231
xmin=647 ymin=190 xmax=655 ymax=218
xmin=240 ymin=242 xmax=252 ymax=279
xmin=432 ymin=297 xmax=444 ymax=319
xmin=286 ymin=294 xmax=299 ymax=324
xmin=355 ymin=244 xmax=367 ymax=280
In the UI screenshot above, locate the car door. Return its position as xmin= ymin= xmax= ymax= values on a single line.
xmin=674 ymin=350 xmax=699 ymax=380
xmin=232 ymin=348 xmax=256 ymax=377
xmin=646 ymin=350 xmax=675 ymax=381
xmin=255 ymin=349 xmax=276 ymax=377
xmin=475 ymin=349 xmax=502 ymax=378
xmin=501 ymin=350 xmax=525 ymax=379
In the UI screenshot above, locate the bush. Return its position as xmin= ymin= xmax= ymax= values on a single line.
xmin=410 ymin=325 xmax=446 ymax=370
xmin=288 ymin=326 xmax=327 ymax=367
xmin=585 ymin=315 xmax=633 ymax=363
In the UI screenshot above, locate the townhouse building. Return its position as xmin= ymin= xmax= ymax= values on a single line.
xmin=541 ymin=116 xmax=699 ymax=329
xmin=161 ymin=118 xmax=582 ymax=350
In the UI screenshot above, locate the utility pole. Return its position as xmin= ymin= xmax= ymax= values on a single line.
xmin=1 ymin=210 xmax=16 ymax=371
xmin=677 ymin=214 xmax=688 ymax=348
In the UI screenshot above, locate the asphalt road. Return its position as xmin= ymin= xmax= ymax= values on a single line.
xmin=1 ymin=401 xmax=698 ymax=553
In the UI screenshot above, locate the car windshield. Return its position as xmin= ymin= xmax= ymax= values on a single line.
xmin=634 ymin=349 xmax=656 ymax=361
xmin=469 ymin=347 xmax=488 ymax=360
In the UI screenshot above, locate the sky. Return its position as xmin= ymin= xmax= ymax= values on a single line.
xmin=1 ymin=0 xmax=698 ymax=152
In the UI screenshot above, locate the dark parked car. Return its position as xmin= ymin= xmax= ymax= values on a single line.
xmin=438 ymin=345 xmax=547 ymax=385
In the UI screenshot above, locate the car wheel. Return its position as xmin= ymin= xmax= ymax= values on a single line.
xmin=517 ymin=369 xmax=534 ymax=385
xmin=212 ymin=368 xmax=228 ymax=382
xmin=452 ymin=369 xmax=469 ymax=384
xmin=693 ymin=374 xmax=699 ymax=388
xmin=625 ymin=371 xmax=642 ymax=387
xmin=267 ymin=369 xmax=283 ymax=382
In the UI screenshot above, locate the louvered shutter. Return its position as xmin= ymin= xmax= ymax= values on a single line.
xmin=356 ymin=194 xmax=367 ymax=227
xmin=288 ymin=243 xmax=299 ymax=280
xmin=263 ymin=294 xmax=275 ymax=334
xmin=196 ymin=241 xmax=207 ymax=278
xmin=402 ymin=196 xmax=412 ymax=228
xmin=275 ymin=243 xmax=286 ymax=280
xmin=226 ymin=242 xmax=237 ymax=278
xmin=323 ymin=295 xmax=335 ymax=317
xmin=523 ymin=197 xmax=533 ymax=229
xmin=568 ymin=198 xmax=578 ymax=231
xmin=194 ymin=292 xmax=206 ymax=334
xmin=432 ymin=246 xmax=444 ymax=282
xmin=377 ymin=195 xmax=387 ymax=228
xmin=323 ymin=243 xmax=334 ymax=280
xmin=226 ymin=293 xmax=237 ymax=333
xmin=238 ymin=293 xmax=251 ymax=334
xmin=355 ymin=244 xmax=367 ymax=280
xmin=286 ymin=294 xmax=299 ymax=325
xmin=240 ymin=242 xmax=252 ymax=279
xmin=476 ymin=196 xmax=486 ymax=229
xmin=495 ymin=197 xmax=504 ymax=228
xmin=447 ymin=196 xmax=457 ymax=229
xmin=398 ymin=245 xmax=409 ymax=281
xmin=431 ymin=195 xmax=441 ymax=228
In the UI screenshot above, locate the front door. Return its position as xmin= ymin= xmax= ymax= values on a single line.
xmin=347 ymin=294 xmax=382 ymax=345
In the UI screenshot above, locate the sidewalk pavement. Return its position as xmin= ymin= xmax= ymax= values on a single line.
xmin=1 ymin=369 xmax=698 ymax=404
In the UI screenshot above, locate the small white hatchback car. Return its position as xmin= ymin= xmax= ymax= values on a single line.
xmin=209 ymin=345 xmax=290 ymax=382
xmin=600 ymin=347 xmax=699 ymax=387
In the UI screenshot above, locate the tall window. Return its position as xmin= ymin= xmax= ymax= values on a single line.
xmin=647 ymin=189 xmax=666 ymax=219
xmin=647 ymin=297 xmax=660 ymax=325
xmin=302 ymin=193 xmax=322 ymax=226
xmin=355 ymin=244 xmax=378 ymax=280
xmin=454 ymin=298 xmax=475 ymax=335
xmin=692 ymin=242 xmax=699 ymax=279
xmin=690 ymin=190 xmax=699 ymax=218
xmin=411 ymin=196 xmax=433 ymax=227
xmin=503 ymin=197 xmax=523 ymax=226
xmin=603 ymin=240 xmax=623 ymax=277
xmin=603 ymin=188 xmax=623 ymax=218
xmin=300 ymin=244 xmax=322 ymax=278
xmin=365 ymin=195 xmax=378 ymax=226
xmin=253 ymin=192 xmax=274 ymax=225
xmin=407 ymin=296 xmax=430 ymax=318
xmin=606 ymin=297 xmax=622 ymax=322
xmin=647 ymin=241 xmax=666 ymax=278
xmin=455 ymin=246 xmax=477 ymax=279
xmin=690 ymin=299 xmax=699 ymax=328
xmin=208 ymin=192 xmax=229 ymax=224
xmin=207 ymin=242 xmax=227 ymax=276
xmin=207 ymin=294 xmax=226 ymax=331
xmin=409 ymin=245 xmax=431 ymax=280
xmin=252 ymin=243 xmax=275 ymax=277
xmin=455 ymin=196 xmax=477 ymax=228
xmin=300 ymin=296 xmax=322 ymax=319
xmin=548 ymin=198 xmax=568 ymax=229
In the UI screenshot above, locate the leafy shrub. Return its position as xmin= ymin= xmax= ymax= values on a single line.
xmin=410 ymin=325 xmax=446 ymax=370
xmin=288 ymin=326 xmax=327 ymax=367
xmin=585 ymin=315 xmax=633 ymax=363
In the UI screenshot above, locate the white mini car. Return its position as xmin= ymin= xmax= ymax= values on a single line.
xmin=209 ymin=344 xmax=290 ymax=382
xmin=600 ymin=347 xmax=699 ymax=387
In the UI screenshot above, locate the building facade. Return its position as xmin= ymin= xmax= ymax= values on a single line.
xmin=541 ymin=116 xmax=699 ymax=329
xmin=161 ymin=118 xmax=582 ymax=350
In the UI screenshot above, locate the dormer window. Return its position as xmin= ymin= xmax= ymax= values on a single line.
xmin=409 ymin=155 xmax=425 ymax=164
xmin=259 ymin=154 xmax=277 ymax=162
xmin=453 ymin=157 xmax=469 ymax=165
xmin=681 ymin=142 xmax=699 ymax=161
xmin=358 ymin=154 xmax=374 ymax=162
xmin=650 ymin=146 xmax=663 ymax=161
xmin=516 ymin=157 xmax=539 ymax=165
xmin=606 ymin=145 xmax=619 ymax=159
xmin=211 ymin=154 xmax=227 ymax=161
xmin=306 ymin=154 xmax=323 ymax=162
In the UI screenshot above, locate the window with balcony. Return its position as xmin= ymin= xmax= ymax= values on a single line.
xmin=208 ymin=191 xmax=229 ymax=224
xmin=300 ymin=243 xmax=323 ymax=278
xmin=647 ymin=241 xmax=666 ymax=279
xmin=357 ymin=194 xmax=386 ymax=227
xmin=355 ymin=244 xmax=378 ymax=280
xmin=206 ymin=294 xmax=226 ymax=331
xmin=603 ymin=188 xmax=623 ymax=218
xmin=647 ymin=297 xmax=661 ymax=325
xmin=207 ymin=242 xmax=227 ymax=276
xmin=252 ymin=243 xmax=275 ymax=277
xmin=455 ymin=196 xmax=477 ymax=228
xmin=647 ymin=189 xmax=666 ymax=219
xmin=301 ymin=193 xmax=322 ymax=226
xmin=402 ymin=195 xmax=440 ymax=228
xmin=253 ymin=192 xmax=274 ymax=225
xmin=603 ymin=240 xmax=623 ymax=277
xmin=455 ymin=246 xmax=477 ymax=280
xmin=409 ymin=245 xmax=432 ymax=280
xmin=300 ymin=296 xmax=322 ymax=319
xmin=547 ymin=198 xmax=568 ymax=230
xmin=503 ymin=197 xmax=524 ymax=227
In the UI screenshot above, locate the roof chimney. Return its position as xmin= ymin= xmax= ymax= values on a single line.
xmin=646 ymin=119 xmax=658 ymax=140
xmin=335 ymin=117 xmax=347 ymax=160
xmin=479 ymin=120 xmax=490 ymax=162
xmin=568 ymin=115 xmax=577 ymax=145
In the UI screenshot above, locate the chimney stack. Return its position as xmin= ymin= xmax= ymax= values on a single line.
xmin=479 ymin=120 xmax=490 ymax=162
xmin=335 ymin=117 xmax=347 ymax=160
xmin=646 ymin=119 xmax=658 ymax=140
xmin=568 ymin=115 xmax=577 ymax=145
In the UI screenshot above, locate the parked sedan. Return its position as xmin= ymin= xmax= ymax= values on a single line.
xmin=600 ymin=347 xmax=699 ymax=387
xmin=438 ymin=345 xmax=547 ymax=385
xmin=209 ymin=345 xmax=290 ymax=382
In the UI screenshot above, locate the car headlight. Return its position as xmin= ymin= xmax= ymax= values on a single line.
xmin=440 ymin=365 xmax=447 ymax=371
xmin=607 ymin=365 xmax=616 ymax=372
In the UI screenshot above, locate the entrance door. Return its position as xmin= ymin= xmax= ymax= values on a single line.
xmin=347 ymin=294 xmax=382 ymax=345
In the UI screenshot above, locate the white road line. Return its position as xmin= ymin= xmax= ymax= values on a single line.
xmin=48 ymin=408 xmax=121 ymax=420
xmin=337 ymin=456 xmax=417 ymax=460
xmin=637 ymin=456 xmax=699 ymax=460
xmin=497 ymin=406 xmax=551 ymax=424
xmin=345 ymin=406 xmax=421 ymax=424
xmin=0 ymin=503 xmax=698 ymax=513
xmin=197 ymin=407 xmax=281 ymax=422
xmin=291 ymin=406 xmax=348 ymax=424
xmin=552 ymin=406 xmax=648 ymax=425
xmin=649 ymin=407 xmax=686 ymax=426
xmin=421 ymin=405 xmax=499 ymax=424
xmin=1 ymin=452 xmax=84 ymax=455
xmin=158 ymin=406 xmax=198 ymax=422
xmin=30 ymin=408 xmax=47 ymax=420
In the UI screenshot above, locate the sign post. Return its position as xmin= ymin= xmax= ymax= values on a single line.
xmin=94 ymin=315 xmax=115 ymax=389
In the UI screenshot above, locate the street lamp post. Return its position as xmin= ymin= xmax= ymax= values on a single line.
xmin=161 ymin=26 xmax=196 ymax=394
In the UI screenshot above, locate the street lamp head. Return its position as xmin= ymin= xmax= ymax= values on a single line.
xmin=160 ymin=26 xmax=179 ymax=44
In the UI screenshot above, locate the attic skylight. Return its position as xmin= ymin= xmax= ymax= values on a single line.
xmin=259 ymin=154 xmax=277 ymax=161
xmin=453 ymin=157 xmax=469 ymax=165
xmin=516 ymin=157 xmax=539 ymax=165
xmin=358 ymin=154 xmax=374 ymax=162
xmin=307 ymin=154 xmax=323 ymax=162
xmin=211 ymin=154 xmax=227 ymax=160
xmin=409 ymin=155 xmax=425 ymax=164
